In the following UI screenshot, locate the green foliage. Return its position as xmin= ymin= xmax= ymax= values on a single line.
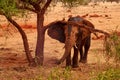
xmin=0 ymin=0 xmax=18 ymax=16
xmin=48 ymin=67 xmax=72 ymax=80
xmin=104 ymin=27 xmax=120 ymax=63
xmin=60 ymin=0 xmax=90 ymax=7
xmin=93 ymin=68 xmax=120 ymax=80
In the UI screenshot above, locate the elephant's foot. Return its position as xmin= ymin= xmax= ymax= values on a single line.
xmin=72 ymin=64 xmax=79 ymax=68
xmin=66 ymin=59 xmax=71 ymax=67
xmin=66 ymin=63 xmax=71 ymax=67
xmin=72 ymin=61 xmax=79 ymax=68
xmin=55 ymin=59 xmax=62 ymax=65
xmin=79 ymin=59 xmax=87 ymax=63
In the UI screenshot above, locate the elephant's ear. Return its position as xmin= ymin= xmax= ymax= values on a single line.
xmin=47 ymin=21 xmax=67 ymax=43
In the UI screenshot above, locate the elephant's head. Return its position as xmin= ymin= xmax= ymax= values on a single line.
xmin=47 ymin=16 xmax=94 ymax=42
xmin=47 ymin=16 xmax=94 ymax=64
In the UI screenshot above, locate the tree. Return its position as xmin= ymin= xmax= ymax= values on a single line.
xmin=19 ymin=0 xmax=52 ymax=65
xmin=0 ymin=0 xmax=34 ymax=66
xmin=0 ymin=0 xmax=89 ymax=66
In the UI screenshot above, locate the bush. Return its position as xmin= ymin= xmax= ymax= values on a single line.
xmin=104 ymin=29 xmax=120 ymax=63
xmin=93 ymin=68 xmax=120 ymax=80
xmin=48 ymin=66 xmax=72 ymax=80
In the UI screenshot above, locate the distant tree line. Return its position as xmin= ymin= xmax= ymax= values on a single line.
xmin=103 ymin=0 xmax=120 ymax=3
xmin=90 ymin=0 xmax=120 ymax=3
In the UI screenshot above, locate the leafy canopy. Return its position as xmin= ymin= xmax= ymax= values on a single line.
xmin=0 ymin=0 xmax=90 ymax=16
xmin=60 ymin=0 xmax=90 ymax=7
xmin=0 ymin=0 xmax=18 ymax=16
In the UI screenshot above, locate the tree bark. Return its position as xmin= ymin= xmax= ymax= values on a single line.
xmin=35 ymin=13 xmax=46 ymax=65
xmin=20 ymin=0 xmax=52 ymax=66
xmin=5 ymin=16 xmax=35 ymax=66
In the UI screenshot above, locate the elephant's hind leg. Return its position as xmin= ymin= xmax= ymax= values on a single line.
xmin=79 ymin=46 xmax=84 ymax=62
xmin=82 ymin=36 xmax=91 ymax=63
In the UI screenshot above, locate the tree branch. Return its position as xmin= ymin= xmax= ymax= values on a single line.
xmin=4 ymin=15 xmax=34 ymax=66
xmin=41 ymin=0 xmax=52 ymax=14
xmin=37 ymin=0 xmax=43 ymax=4
xmin=0 ymin=10 xmax=5 ymax=15
xmin=17 ymin=5 xmax=37 ymax=13
xmin=20 ymin=0 xmax=41 ymax=11
xmin=45 ymin=20 xmax=110 ymax=37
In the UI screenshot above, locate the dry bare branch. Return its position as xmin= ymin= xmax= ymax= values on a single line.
xmin=45 ymin=20 xmax=110 ymax=37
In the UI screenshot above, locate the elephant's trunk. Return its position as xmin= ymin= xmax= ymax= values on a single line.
xmin=58 ymin=24 xmax=77 ymax=64
xmin=58 ymin=39 xmax=75 ymax=64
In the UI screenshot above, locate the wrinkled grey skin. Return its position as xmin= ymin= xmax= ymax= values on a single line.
xmin=47 ymin=16 xmax=94 ymax=67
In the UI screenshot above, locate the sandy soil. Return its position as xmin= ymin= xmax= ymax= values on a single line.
xmin=0 ymin=2 xmax=120 ymax=80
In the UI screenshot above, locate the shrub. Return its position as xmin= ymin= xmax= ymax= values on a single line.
xmin=93 ymin=68 xmax=120 ymax=80
xmin=48 ymin=66 xmax=72 ymax=80
xmin=104 ymin=29 xmax=120 ymax=63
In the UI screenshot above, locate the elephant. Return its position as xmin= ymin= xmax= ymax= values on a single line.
xmin=47 ymin=16 xmax=95 ymax=68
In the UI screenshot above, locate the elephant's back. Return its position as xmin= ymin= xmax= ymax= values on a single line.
xmin=68 ymin=16 xmax=95 ymax=29
xmin=68 ymin=16 xmax=83 ymax=22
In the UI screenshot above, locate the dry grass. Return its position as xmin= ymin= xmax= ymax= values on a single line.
xmin=0 ymin=2 xmax=120 ymax=80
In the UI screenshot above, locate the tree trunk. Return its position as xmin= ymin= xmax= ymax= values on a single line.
xmin=5 ymin=16 xmax=34 ymax=66
xmin=35 ymin=13 xmax=46 ymax=65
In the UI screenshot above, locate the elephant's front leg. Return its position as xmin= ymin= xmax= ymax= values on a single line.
xmin=66 ymin=52 xmax=71 ymax=67
xmin=72 ymin=46 xmax=79 ymax=68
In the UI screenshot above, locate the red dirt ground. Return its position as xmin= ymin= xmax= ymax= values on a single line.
xmin=0 ymin=2 xmax=120 ymax=80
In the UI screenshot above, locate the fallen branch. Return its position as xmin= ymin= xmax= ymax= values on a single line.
xmin=45 ymin=20 xmax=110 ymax=37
